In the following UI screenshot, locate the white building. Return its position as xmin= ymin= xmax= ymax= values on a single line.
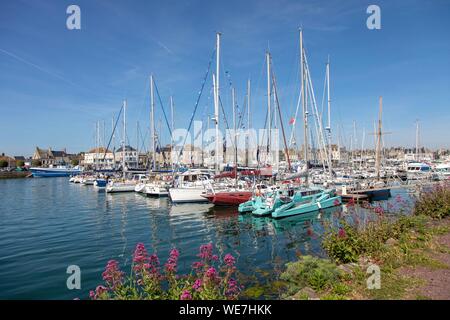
xmin=116 ymin=145 xmax=138 ymax=168
xmin=83 ymin=147 xmax=115 ymax=168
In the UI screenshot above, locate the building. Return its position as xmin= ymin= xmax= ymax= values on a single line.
xmin=83 ymin=147 xmax=115 ymax=169
xmin=0 ymin=153 xmax=15 ymax=168
xmin=32 ymin=147 xmax=73 ymax=166
xmin=115 ymin=145 xmax=138 ymax=168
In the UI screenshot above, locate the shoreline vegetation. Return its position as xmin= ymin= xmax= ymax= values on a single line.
xmin=88 ymin=182 xmax=450 ymax=300
xmin=278 ymin=182 xmax=450 ymax=300
xmin=0 ymin=171 xmax=31 ymax=179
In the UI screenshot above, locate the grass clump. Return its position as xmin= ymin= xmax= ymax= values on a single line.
xmin=279 ymin=255 xmax=348 ymax=299
xmin=414 ymin=183 xmax=450 ymax=219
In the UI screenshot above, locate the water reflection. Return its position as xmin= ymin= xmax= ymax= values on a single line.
xmin=0 ymin=178 xmax=417 ymax=299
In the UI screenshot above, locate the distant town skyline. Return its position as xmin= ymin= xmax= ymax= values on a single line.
xmin=1 ymin=0 xmax=449 ymax=156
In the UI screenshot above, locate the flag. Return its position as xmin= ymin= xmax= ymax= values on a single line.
xmin=289 ymin=117 xmax=296 ymax=125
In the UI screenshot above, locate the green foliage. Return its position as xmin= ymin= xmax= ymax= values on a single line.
xmin=16 ymin=160 xmax=25 ymax=167
xmin=31 ymin=159 xmax=42 ymax=167
xmin=0 ymin=160 xmax=8 ymax=168
xmin=71 ymin=159 xmax=79 ymax=166
xmin=414 ymin=184 xmax=450 ymax=219
xmin=322 ymin=215 xmax=431 ymax=265
xmin=280 ymin=256 xmax=342 ymax=296
xmin=322 ymin=222 xmax=362 ymax=264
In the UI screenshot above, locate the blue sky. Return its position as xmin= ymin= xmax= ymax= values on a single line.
xmin=0 ymin=0 xmax=449 ymax=156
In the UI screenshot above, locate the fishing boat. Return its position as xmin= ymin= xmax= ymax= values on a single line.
xmin=30 ymin=166 xmax=82 ymax=177
xmin=272 ymin=189 xmax=342 ymax=219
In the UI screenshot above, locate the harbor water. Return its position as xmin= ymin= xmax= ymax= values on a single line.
xmin=0 ymin=177 xmax=414 ymax=299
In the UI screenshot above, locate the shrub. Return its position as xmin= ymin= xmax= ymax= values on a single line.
xmin=280 ymin=255 xmax=342 ymax=295
xmin=322 ymin=215 xmax=430 ymax=265
xmin=16 ymin=160 xmax=25 ymax=167
xmin=0 ymin=160 xmax=8 ymax=168
xmin=322 ymin=222 xmax=363 ymax=264
xmin=71 ymin=159 xmax=79 ymax=166
xmin=31 ymin=160 xmax=42 ymax=167
xmin=414 ymin=183 xmax=450 ymax=219
xmin=89 ymin=243 xmax=242 ymax=300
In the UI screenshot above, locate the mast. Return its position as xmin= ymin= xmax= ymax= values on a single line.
xmin=246 ymin=78 xmax=251 ymax=167
xmin=326 ymin=56 xmax=332 ymax=176
xmin=214 ymin=32 xmax=221 ymax=174
xmin=232 ymin=87 xmax=238 ymax=186
xmin=300 ymin=28 xmax=308 ymax=178
xmin=150 ymin=74 xmax=156 ymax=171
xmin=122 ymin=99 xmax=126 ymax=178
xmin=136 ymin=121 xmax=139 ymax=169
xmin=272 ymin=73 xmax=292 ymax=171
xmin=415 ymin=120 xmax=420 ymax=161
xmin=353 ymin=120 xmax=357 ymax=169
xmin=375 ymin=96 xmax=383 ymax=180
xmin=170 ymin=96 xmax=174 ymax=171
xmin=95 ymin=121 xmax=98 ymax=171
xmin=266 ymin=51 xmax=271 ymax=164
xmin=112 ymin=116 xmax=115 ymax=170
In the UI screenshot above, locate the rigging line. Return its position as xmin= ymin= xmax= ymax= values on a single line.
xmin=320 ymin=65 xmax=327 ymax=123
xmin=218 ymin=95 xmax=236 ymax=150
xmin=153 ymin=77 xmax=173 ymax=137
xmin=102 ymin=104 xmax=124 ymax=162
xmin=178 ymin=48 xmax=216 ymax=160
xmin=237 ymin=94 xmax=247 ymax=129
xmin=139 ymin=126 xmax=148 ymax=153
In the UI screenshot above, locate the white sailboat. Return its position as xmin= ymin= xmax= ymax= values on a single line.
xmin=168 ymin=169 xmax=214 ymax=203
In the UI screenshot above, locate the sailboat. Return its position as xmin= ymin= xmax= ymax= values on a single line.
xmin=106 ymin=100 xmax=141 ymax=193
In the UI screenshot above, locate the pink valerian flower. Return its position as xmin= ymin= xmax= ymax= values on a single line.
xmin=89 ymin=285 xmax=108 ymax=300
xmin=205 ymin=267 xmax=217 ymax=281
xmin=101 ymin=260 xmax=124 ymax=290
xmin=192 ymin=279 xmax=203 ymax=291
xmin=198 ymin=243 xmax=214 ymax=261
xmin=165 ymin=248 xmax=179 ymax=273
xmin=225 ymin=278 xmax=240 ymax=298
xmin=146 ymin=254 xmax=160 ymax=275
xmin=374 ymin=206 xmax=384 ymax=215
xmin=133 ymin=242 xmax=149 ymax=274
xmin=192 ymin=261 xmax=204 ymax=270
xmin=338 ymin=227 xmax=347 ymax=239
xmin=223 ymin=254 xmax=236 ymax=267
xmin=180 ymin=290 xmax=192 ymax=300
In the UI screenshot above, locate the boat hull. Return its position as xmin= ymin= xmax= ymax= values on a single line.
xmin=144 ymin=185 xmax=169 ymax=197
xmin=106 ymin=183 xmax=136 ymax=193
xmin=203 ymin=191 xmax=253 ymax=206
xmin=272 ymin=195 xmax=342 ymax=219
xmin=30 ymin=168 xmax=81 ymax=177
xmin=169 ymin=188 xmax=209 ymax=203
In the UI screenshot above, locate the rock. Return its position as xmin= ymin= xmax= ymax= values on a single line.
xmin=358 ymin=256 xmax=370 ymax=267
xmin=385 ymin=238 xmax=398 ymax=247
xmin=337 ymin=263 xmax=355 ymax=274
xmin=292 ymin=287 xmax=319 ymax=300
